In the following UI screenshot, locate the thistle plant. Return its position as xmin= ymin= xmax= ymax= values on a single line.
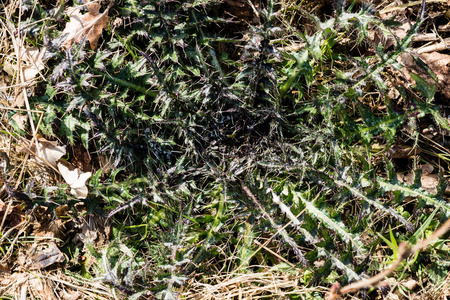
xmin=3 ymin=0 xmax=449 ymax=298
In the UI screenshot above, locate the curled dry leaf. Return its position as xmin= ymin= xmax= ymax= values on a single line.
xmin=61 ymin=1 xmax=109 ymax=50
xmin=57 ymin=162 xmax=91 ymax=199
xmin=0 ymin=199 xmax=25 ymax=228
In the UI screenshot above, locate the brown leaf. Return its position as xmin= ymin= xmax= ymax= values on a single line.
xmin=61 ymin=1 xmax=109 ymax=50
xmin=11 ymin=112 xmax=27 ymax=129
xmin=397 ymin=166 xmax=450 ymax=195
xmin=0 ymin=262 xmax=10 ymax=276
xmin=29 ymin=242 xmax=65 ymax=270
xmin=0 ymin=200 xmax=26 ymax=229
xmin=12 ymin=90 xmax=25 ymax=108
xmin=388 ymin=145 xmax=421 ymax=159
xmin=18 ymin=135 xmax=66 ymax=167
xmin=420 ymin=52 xmax=450 ymax=99
xmin=401 ymin=279 xmax=418 ymax=290
xmin=21 ymin=47 xmax=46 ymax=81
xmin=72 ymin=214 xmax=110 ymax=250
xmin=368 ymin=23 xmax=411 ymax=50
xmin=419 ymin=163 xmax=433 ymax=174
xmin=3 ymin=46 xmax=46 ymax=86
xmin=71 ymin=144 xmax=92 ymax=172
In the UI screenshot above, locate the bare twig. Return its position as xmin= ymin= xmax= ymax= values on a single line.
xmin=438 ymin=24 xmax=450 ymax=32
xmin=277 ymin=42 xmax=306 ymax=52
xmin=325 ymin=217 xmax=450 ymax=300
xmin=412 ymin=33 xmax=438 ymax=42
xmin=417 ymin=37 xmax=450 ymax=53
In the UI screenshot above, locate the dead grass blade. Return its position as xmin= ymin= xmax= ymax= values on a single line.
xmin=183 ymin=272 xmax=327 ymax=300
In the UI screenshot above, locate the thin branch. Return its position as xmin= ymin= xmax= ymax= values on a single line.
xmin=325 ymin=217 xmax=450 ymax=300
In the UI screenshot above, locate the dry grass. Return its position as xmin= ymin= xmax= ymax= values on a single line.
xmin=0 ymin=269 xmax=114 ymax=299
xmin=183 ymin=271 xmax=327 ymax=300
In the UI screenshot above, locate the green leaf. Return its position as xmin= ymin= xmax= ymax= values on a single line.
xmin=408 ymin=207 xmax=439 ymax=245
xmin=379 ymin=179 xmax=450 ymax=217
xmin=411 ymin=55 xmax=438 ymax=83
xmin=93 ymin=51 xmax=112 ymax=70
xmin=111 ymin=52 xmax=125 ymax=69
xmin=296 ymin=191 xmax=367 ymax=255
xmin=306 ymin=31 xmax=323 ymax=60
xmin=410 ymin=72 xmax=436 ymax=101
xmin=61 ymin=114 xmax=80 ymax=144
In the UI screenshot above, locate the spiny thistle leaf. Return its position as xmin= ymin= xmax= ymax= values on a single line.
xmin=295 ymin=191 xmax=367 ymax=255
xmin=379 ymin=179 xmax=450 ymax=217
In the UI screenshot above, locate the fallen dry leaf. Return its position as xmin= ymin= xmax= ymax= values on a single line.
xmin=0 ymin=262 xmax=10 ymax=276
xmin=12 ymin=90 xmax=25 ymax=107
xmin=0 ymin=200 xmax=26 ymax=229
xmin=57 ymin=162 xmax=91 ymax=199
xmin=368 ymin=22 xmax=411 ymax=51
xmin=21 ymin=47 xmax=46 ymax=82
xmin=18 ymin=135 xmax=66 ymax=167
xmin=70 ymin=144 xmax=92 ymax=172
xmin=29 ymin=242 xmax=65 ymax=270
xmin=419 ymin=52 xmax=450 ymax=99
xmin=11 ymin=112 xmax=27 ymax=130
xmin=388 ymin=145 xmax=421 ymax=159
xmin=3 ymin=46 xmax=46 ymax=87
xmin=419 ymin=163 xmax=434 ymax=174
xmin=401 ymin=279 xmax=418 ymax=291
xmin=72 ymin=214 xmax=110 ymax=251
xmin=61 ymin=1 xmax=109 ymax=50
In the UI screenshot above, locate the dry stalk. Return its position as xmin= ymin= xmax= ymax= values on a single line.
xmin=253 ymin=240 xmax=296 ymax=268
xmin=417 ymin=37 xmax=450 ymax=53
xmin=0 ymin=216 xmax=30 ymax=263
xmin=1 ymin=4 xmax=41 ymax=156
xmin=325 ymin=216 xmax=450 ymax=300
xmin=41 ymin=274 xmax=114 ymax=298
xmin=438 ymin=24 xmax=450 ymax=32
xmin=277 ymin=42 xmax=306 ymax=52
xmin=412 ymin=33 xmax=439 ymax=42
